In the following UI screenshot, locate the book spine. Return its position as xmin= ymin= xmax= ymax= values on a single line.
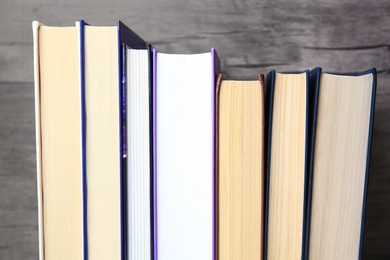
xmin=77 ymin=20 xmax=89 ymax=260
xmin=117 ymin=23 xmax=128 ymax=260
xmin=263 ymin=70 xmax=276 ymax=260
xmin=211 ymin=48 xmax=220 ymax=260
xmin=152 ymin=48 xmax=158 ymax=260
xmin=214 ymin=72 xmax=223 ymax=260
xmin=121 ymin=42 xmax=128 ymax=260
xmin=147 ymin=44 xmax=155 ymax=260
xmin=304 ymin=67 xmax=321 ymax=260
xmin=358 ymin=68 xmax=377 ymax=260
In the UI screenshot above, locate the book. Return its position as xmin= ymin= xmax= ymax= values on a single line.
xmin=124 ymin=44 xmax=154 ymax=259
xmin=264 ymin=70 xmax=309 ymax=260
xmin=153 ymin=49 xmax=219 ymax=260
xmin=216 ymin=74 xmax=265 ymax=260
xmin=32 ymin=21 xmax=83 ymax=260
xmin=305 ymin=68 xmax=377 ymax=260
xmin=33 ymin=20 xmax=377 ymax=259
xmin=77 ymin=20 xmax=148 ymax=260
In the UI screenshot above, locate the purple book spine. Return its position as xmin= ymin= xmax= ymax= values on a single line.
xmin=79 ymin=19 xmax=89 ymax=260
xmin=153 ymin=48 xmax=158 ymax=260
xmin=211 ymin=48 xmax=220 ymax=260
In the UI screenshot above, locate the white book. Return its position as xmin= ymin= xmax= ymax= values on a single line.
xmin=154 ymin=49 xmax=218 ymax=260
xmin=126 ymin=47 xmax=152 ymax=260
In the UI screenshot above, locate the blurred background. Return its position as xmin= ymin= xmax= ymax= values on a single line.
xmin=0 ymin=0 xmax=389 ymax=259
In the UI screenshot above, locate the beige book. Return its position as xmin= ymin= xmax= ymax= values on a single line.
xmin=308 ymin=71 xmax=375 ymax=260
xmin=33 ymin=22 xmax=83 ymax=260
xmin=82 ymin=24 xmax=121 ymax=260
xmin=266 ymin=72 xmax=307 ymax=260
xmin=217 ymin=75 xmax=264 ymax=260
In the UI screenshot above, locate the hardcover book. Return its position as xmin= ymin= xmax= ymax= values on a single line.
xmin=33 ymin=20 xmax=151 ymax=260
xmin=77 ymin=20 xmax=149 ymax=260
xmin=216 ymin=74 xmax=265 ymax=260
xmin=305 ymin=68 xmax=377 ymax=260
xmin=264 ymin=70 xmax=310 ymax=260
xmin=153 ymin=49 xmax=219 ymax=260
xmin=33 ymin=21 xmax=84 ymax=260
xmin=123 ymin=43 xmax=154 ymax=260
xmin=33 ymin=20 xmax=377 ymax=260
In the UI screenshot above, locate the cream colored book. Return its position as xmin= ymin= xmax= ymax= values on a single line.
xmin=32 ymin=21 xmax=83 ymax=260
xmin=34 ymin=20 xmax=149 ymax=260
xmin=80 ymin=22 xmax=121 ymax=260
xmin=306 ymin=68 xmax=376 ymax=260
xmin=264 ymin=71 xmax=308 ymax=260
xmin=216 ymin=75 xmax=265 ymax=260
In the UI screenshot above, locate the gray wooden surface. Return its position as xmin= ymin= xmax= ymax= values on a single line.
xmin=0 ymin=0 xmax=389 ymax=259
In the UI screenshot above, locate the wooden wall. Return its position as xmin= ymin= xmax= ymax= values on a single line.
xmin=0 ymin=0 xmax=389 ymax=258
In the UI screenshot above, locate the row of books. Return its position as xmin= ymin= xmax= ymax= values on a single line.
xmin=33 ymin=20 xmax=376 ymax=260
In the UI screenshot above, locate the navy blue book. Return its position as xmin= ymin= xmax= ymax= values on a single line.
xmin=305 ymin=68 xmax=377 ymax=260
xmin=78 ymin=20 xmax=152 ymax=260
xmin=263 ymin=70 xmax=310 ymax=260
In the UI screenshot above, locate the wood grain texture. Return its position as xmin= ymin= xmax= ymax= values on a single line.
xmin=0 ymin=0 xmax=389 ymax=259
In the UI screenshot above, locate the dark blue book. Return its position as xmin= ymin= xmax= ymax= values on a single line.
xmin=263 ymin=70 xmax=310 ymax=260
xmin=305 ymin=68 xmax=377 ymax=260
